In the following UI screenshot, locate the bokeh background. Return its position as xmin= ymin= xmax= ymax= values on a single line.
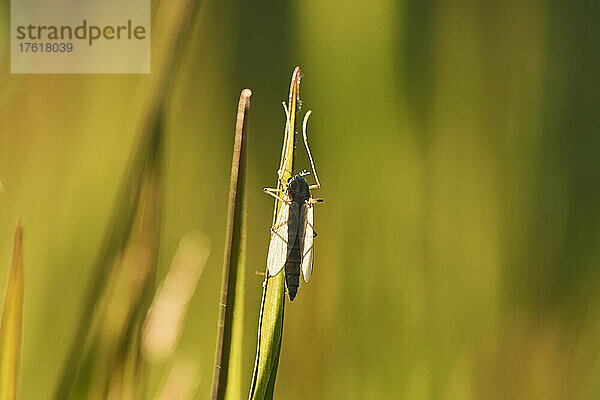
xmin=1 ymin=0 xmax=600 ymax=398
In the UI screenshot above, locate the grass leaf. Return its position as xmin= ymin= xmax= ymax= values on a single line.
xmin=53 ymin=0 xmax=203 ymax=397
xmin=212 ymin=88 xmax=252 ymax=400
xmin=248 ymin=67 xmax=302 ymax=400
xmin=55 ymin=105 xmax=165 ymax=400
xmin=143 ymin=233 xmax=211 ymax=363
xmin=0 ymin=221 xmax=24 ymax=400
xmin=154 ymin=357 xmax=201 ymax=400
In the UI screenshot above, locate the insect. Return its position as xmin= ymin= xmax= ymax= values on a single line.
xmin=264 ymin=108 xmax=323 ymax=301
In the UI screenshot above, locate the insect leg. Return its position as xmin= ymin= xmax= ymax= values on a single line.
xmin=270 ymin=218 xmax=287 ymax=231
xmin=302 ymin=110 xmax=321 ymax=190
xmin=269 ymin=212 xmax=290 ymax=237
xmin=263 ymin=188 xmax=287 ymax=203
xmin=305 ymin=219 xmax=318 ymax=237
xmin=302 ymin=243 xmax=314 ymax=258
xmin=270 ymin=225 xmax=288 ymax=243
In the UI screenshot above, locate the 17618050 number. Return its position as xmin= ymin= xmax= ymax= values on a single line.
xmin=19 ymin=42 xmax=73 ymax=53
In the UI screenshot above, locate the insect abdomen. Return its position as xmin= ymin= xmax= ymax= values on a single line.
xmin=284 ymin=237 xmax=302 ymax=301
xmin=285 ymin=199 xmax=305 ymax=301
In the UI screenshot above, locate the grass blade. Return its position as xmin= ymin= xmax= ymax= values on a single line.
xmin=155 ymin=357 xmax=201 ymax=400
xmin=248 ymin=67 xmax=302 ymax=400
xmin=212 ymin=88 xmax=252 ymax=400
xmin=143 ymin=233 xmax=211 ymax=363
xmin=53 ymin=0 xmax=203 ymax=398
xmin=0 ymin=221 xmax=24 ymax=400
xmin=57 ymin=108 xmax=164 ymax=400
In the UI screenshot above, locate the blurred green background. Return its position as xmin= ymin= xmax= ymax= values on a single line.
xmin=1 ymin=0 xmax=600 ymax=398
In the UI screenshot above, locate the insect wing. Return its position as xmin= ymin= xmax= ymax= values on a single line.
xmin=302 ymin=204 xmax=314 ymax=282
xmin=267 ymin=202 xmax=290 ymax=276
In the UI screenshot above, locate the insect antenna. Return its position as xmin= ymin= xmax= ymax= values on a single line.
xmin=302 ymin=110 xmax=321 ymax=189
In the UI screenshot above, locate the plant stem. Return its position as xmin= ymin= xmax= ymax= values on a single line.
xmin=248 ymin=67 xmax=302 ymax=400
xmin=0 ymin=221 xmax=24 ymax=400
xmin=212 ymin=88 xmax=252 ymax=400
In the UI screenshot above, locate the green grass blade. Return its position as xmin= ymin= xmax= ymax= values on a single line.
xmin=142 ymin=233 xmax=211 ymax=363
xmin=0 ymin=222 xmax=24 ymax=400
xmin=154 ymin=357 xmax=201 ymax=400
xmin=262 ymin=305 xmax=283 ymax=400
xmin=249 ymin=67 xmax=302 ymax=400
xmin=55 ymin=107 xmax=165 ymax=400
xmin=53 ymin=0 xmax=203 ymax=398
xmin=212 ymin=89 xmax=252 ymax=400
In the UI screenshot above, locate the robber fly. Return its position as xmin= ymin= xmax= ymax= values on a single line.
xmin=263 ymin=109 xmax=323 ymax=301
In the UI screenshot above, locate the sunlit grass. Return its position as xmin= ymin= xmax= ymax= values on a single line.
xmin=212 ymin=89 xmax=252 ymax=400
xmin=143 ymin=233 xmax=211 ymax=363
xmin=248 ymin=67 xmax=302 ymax=400
xmin=2 ymin=0 xmax=596 ymax=398
xmin=51 ymin=0 xmax=203 ymax=398
xmin=0 ymin=221 xmax=24 ymax=400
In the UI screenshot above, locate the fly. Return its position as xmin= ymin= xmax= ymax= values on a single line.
xmin=264 ymin=109 xmax=323 ymax=301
